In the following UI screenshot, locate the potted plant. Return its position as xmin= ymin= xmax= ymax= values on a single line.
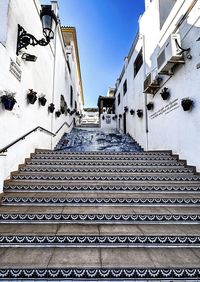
xmin=181 ymin=98 xmax=193 ymax=111
xmin=67 ymin=108 xmax=71 ymax=114
xmin=60 ymin=106 xmax=65 ymax=114
xmin=161 ymin=87 xmax=170 ymax=100
xmin=55 ymin=110 xmax=61 ymax=117
xmin=48 ymin=103 xmax=55 ymax=113
xmin=119 ymin=114 xmax=122 ymax=118
xmin=130 ymin=109 xmax=135 ymax=115
xmin=0 ymin=90 xmax=17 ymax=111
xmin=137 ymin=109 xmax=143 ymax=118
xmin=112 ymin=116 xmax=116 ymax=120
xmin=27 ymin=89 xmax=37 ymax=104
xmin=38 ymin=95 xmax=47 ymax=106
xmin=102 ymin=115 xmax=105 ymax=120
xmin=124 ymin=106 xmax=128 ymax=113
xmin=146 ymin=102 xmax=154 ymax=111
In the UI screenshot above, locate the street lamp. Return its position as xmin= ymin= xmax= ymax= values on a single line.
xmin=16 ymin=5 xmax=58 ymax=55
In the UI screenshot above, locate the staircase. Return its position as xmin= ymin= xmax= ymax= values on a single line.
xmin=0 ymin=147 xmax=200 ymax=280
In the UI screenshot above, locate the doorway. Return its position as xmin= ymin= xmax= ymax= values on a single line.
xmin=123 ymin=113 xmax=126 ymax=134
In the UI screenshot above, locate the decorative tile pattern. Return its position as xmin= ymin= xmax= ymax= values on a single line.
xmin=2 ymin=197 xmax=200 ymax=206
xmin=20 ymin=166 xmax=192 ymax=173
xmin=54 ymin=128 xmax=143 ymax=152
xmin=12 ymin=174 xmax=200 ymax=182
xmin=4 ymin=183 xmax=200 ymax=193
xmin=0 ymin=213 xmax=199 ymax=223
xmin=0 ymin=235 xmax=199 ymax=247
xmin=0 ymin=268 xmax=199 ymax=279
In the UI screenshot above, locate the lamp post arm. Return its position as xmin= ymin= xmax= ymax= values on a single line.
xmin=16 ymin=25 xmax=50 ymax=55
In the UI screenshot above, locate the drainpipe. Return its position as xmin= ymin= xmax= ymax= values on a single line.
xmin=50 ymin=21 xmax=58 ymax=150
xmin=142 ymin=34 xmax=149 ymax=151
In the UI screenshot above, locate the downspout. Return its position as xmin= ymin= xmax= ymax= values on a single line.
xmin=142 ymin=34 xmax=149 ymax=151
xmin=50 ymin=24 xmax=58 ymax=150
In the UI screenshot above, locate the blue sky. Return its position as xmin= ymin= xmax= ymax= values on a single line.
xmin=43 ymin=0 xmax=145 ymax=108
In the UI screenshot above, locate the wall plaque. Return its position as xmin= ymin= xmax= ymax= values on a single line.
xmin=150 ymin=99 xmax=180 ymax=120
xmin=10 ymin=59 xmax=22 ymax=81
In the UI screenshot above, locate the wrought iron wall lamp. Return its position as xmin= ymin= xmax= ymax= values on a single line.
xmin=16 ymin=5 xmax=58 ymax=55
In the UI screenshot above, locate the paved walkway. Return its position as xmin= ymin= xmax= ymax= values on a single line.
xmin=55 ymin=127 xmax=142 ymax=152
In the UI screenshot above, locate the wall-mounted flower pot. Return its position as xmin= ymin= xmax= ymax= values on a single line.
xmin=70 ymin=111 xmax=74 ymax=116
xmin=48 ymin=103 xmax=55 ymax=113
xmin=119 ymin=114 xmax=122 ymax=119
xmin=146 ymin=102 xmax=154 ymax=111
xmin=60 ymin=106 xmax=65 ymax=114
xmin=27 ymin=89 xmax=37 ymax=104
xmin=124 ymin=106 xmax=128 ymax=113
xmin=67 ymin=108 xmax=71 ymax=114
xmin=112 ymin=116 xmax=116 ymax=120
xmin=181 ymin=98 xmax=193 ymax=111
xmin=55 ymin=110 xmax=61 ymax=117
xmin=137 ymin=109 xmax=143 ymax=118
xmin=76 ymin=111 xmax=80 ymax=116
xmin=1 ymin=94 xmax=17 ymax=111
xmin=130 ymin=109 xmax=135 ymax=115
xmin=38 ymin=96 xmax=47 ymax=106
xmin=161 ymin=87 xmax=170 ymax=100
xmin=115 ymin=114 xmax=118 ymax=118
xmin=102 ymin=115 xmax=105 ymax=120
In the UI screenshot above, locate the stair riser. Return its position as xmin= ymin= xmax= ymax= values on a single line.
xmin=31 ymin=156 xmax=176 ymax=161
xmin=0 ymin=214 xmax=199 ymax=224
xmin=0 ymin=268 xmax=199 ymax=280
xmin=1 ymin=236 xmax=199 ymax=246
xmin=11 ymin=175 xmax=200 ymax=182
xmin=26 ymin=160 xmax=184 ymax=166
xmin=4 ymin=185 xmax=200 ymax=193
xmin=20 ymin=167 xmax=192 ymax=173
xmin=35 ymin=151 xmax=171 ymax=156
xmin=2 ymin=198 xmax=200 ymax=206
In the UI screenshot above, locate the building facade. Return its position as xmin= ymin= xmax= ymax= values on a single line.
xmin=0 ymin=0 xmax=84 ymax=191
xmin=114 ymin=0 xmax=200 ymax=171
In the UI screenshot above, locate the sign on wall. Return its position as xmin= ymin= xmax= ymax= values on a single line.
xmin=10 ymin=59 xmax=22 ymax=82
xmin=150 ymin=99 xmax=180 ymax=120
xmin=106 ymin=115 xmax=111 ymax=124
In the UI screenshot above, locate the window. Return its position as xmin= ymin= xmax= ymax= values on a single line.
xmin=70 ymin=86 xmax=73 ymax=107
xmin=134 ymin=49 xmax=143 ymax=77
xmin=117 ymin=93 xmax=120 ymax=105
xmin=123 ymin=80 xmax=127 ymax=95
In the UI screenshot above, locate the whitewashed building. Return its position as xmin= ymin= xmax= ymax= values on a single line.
xmin=0 ymin=0 xmax=84 ymax=191
xmin=113 ymin=0 xmax=200 ymax=171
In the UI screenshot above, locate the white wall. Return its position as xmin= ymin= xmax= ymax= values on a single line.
xmin=114 ymin=0 xmax=200 ymax=171
xmin=0 ymin=0 xmax=83 ymax=192
xmin=100 ymin=114 xmax=116 ymax=130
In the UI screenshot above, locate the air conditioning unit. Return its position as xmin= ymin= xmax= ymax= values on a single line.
xmin=157 ymin=34 xmax=184 ymax=75
xmin=143 ymin=71 xmax=161 ymax=94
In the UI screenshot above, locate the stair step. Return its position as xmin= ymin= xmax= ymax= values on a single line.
xmin=1 ymin=223 xmax=200 ymax=236
xmin=0 ymin=235 xmax=200 ymax=247
xmin=0 ymin=248 xmax=199 ymax=280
